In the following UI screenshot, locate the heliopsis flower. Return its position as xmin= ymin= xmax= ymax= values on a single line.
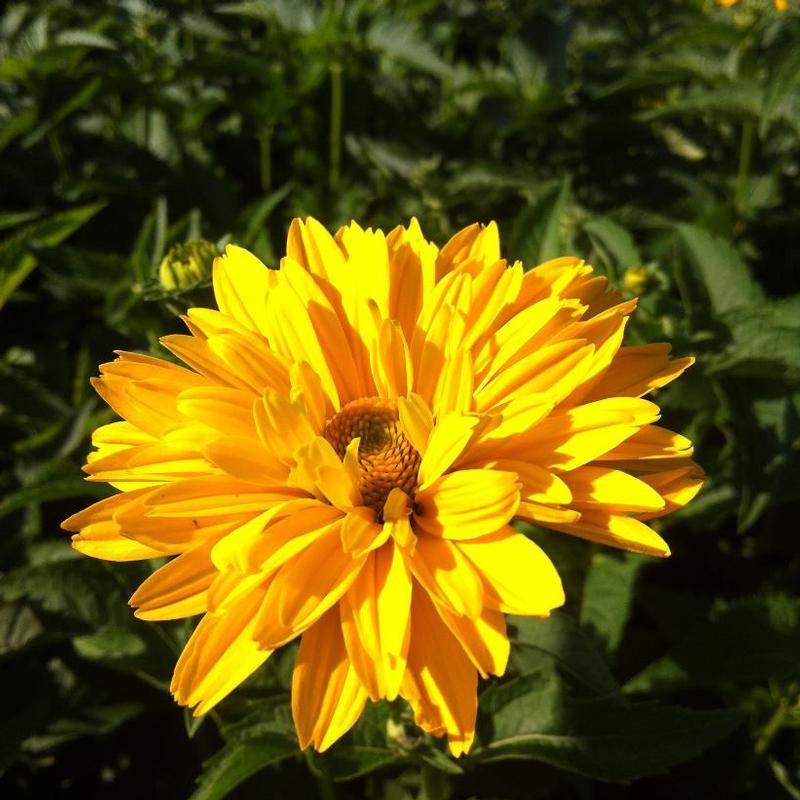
xmin=623 ymin=266 xmax=650 ymax=294
xmin=717 ymin=0 xmax=788 ymax=11
xmin=63 ymin=217 xmax=703 ymax=756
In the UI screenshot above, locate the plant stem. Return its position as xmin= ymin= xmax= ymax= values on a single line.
xmin=329 ymin=60 xmax=343 ymax=192
xmin=755 ymin=693 xmax=794 ymax=756
xmin=259 ymin=127 xmax=272 ymax=191
xmin=419 ymin=763 xmax=448 ymax=800
xmin=735 ymin=120 xmax=755 ymax=215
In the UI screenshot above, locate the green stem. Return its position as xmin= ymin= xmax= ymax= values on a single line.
xmin=735 ymin=120 xmax=755 ymax=215
xmin=328 ymin=60 xmax=343 ymax=192
xmin=419 ymin=763 xmax=448 ymax=800
xmin=755 ymin=694 xmax=794 ymax=756
xmin=259 ymin=127 xmax=272 ymax=191
xmin=47 ymin=130 xmax=68 ymax=182
xmin=304 ymin=751 xmax=336 ymax=800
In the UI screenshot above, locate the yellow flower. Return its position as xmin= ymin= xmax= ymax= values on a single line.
xmin=63 ymin=218 xmax=703 ymax=756
xmin=623 ymin=266 xmax=650 ymax=294
xmin=717 ymin=0 xmax=788 ymax=10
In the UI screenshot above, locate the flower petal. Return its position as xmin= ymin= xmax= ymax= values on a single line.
xmin=291 ymin=606 xmax=368 ymax=751
xmin=415 ymin=469 xmax=520 ymax=539
xmin=457 ymin=528 xmax=564 ymax=616
xmin=341 ymin=542 xmax=412 ymax=701
xmin=171 ymin=580 xmax=272 ymax=716
xmin=401 ymin=584 xmax=477 ymax=757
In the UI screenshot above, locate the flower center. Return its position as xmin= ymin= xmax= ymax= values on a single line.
xmin=322 ymin=396 xmax=420 ymax=514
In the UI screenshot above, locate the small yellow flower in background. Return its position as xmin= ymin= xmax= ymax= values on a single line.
xmin=63 ymin=218 xmax=703 ymax=756
xmin=717 ymin=0 xmax=788 ymax=10
xmin=623 ymin=266 xmax=650 ymax=294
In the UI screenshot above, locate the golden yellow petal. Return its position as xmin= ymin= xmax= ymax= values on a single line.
xmin=638 ymin=465 xmax=705 ymax=520
xmin=433 ymin=602 xmax=510 ymax=679
xmin=458 ymin=527 xmax=565 ymax=615
xmin=371 ymin=319 xmax=413 ymax=400
xmin=436 ymin=221 xmax=500 ymax=278
xmin=176 ymin=385 xmax=258 ymax=439
xmin=468 ymin=459 xmax=572 ymax=505
xmin=415 ymin=469 xmax=520 ymax=539
xmin=254 ymin=528 xmax=366 ymax=643
xmin=546 ymin=510 xmax=670 ymax=557
xmin=212 ymin=245 xmax=274 ymax=336
xmin=417 ymin=413 xmax=480 ymax=488
xmin=254 ymin=388 xmax=318 ymax=465
xmin=401 ymin=584 xmax=477 ymax=756
xmin=433 ymin=348 xmax=474 ymax=418
xmin=522 ymin=398 xmax=661 ymax=471
xmin=596 ymin=424 xmax=694 ymax=462
xmin=203 ymin=435 xmax=289 ymax=485
xmin=207 ymin=331 xmax=291 ymax=395
xmin=291 ymin=606 xmax=368 ymax=751
xmin=406 ymin=535 xmax=484 ymax=617
xmin=340 ymin=506 xmax=388 ymax=556
xmin=342 ymin=543 xmax=412 ymax=701
xmin=130 ymin=541 xmax=217 ymax=620
xmin=386 ymin=217 xmax=437 ymax=342
xmin=83 ymin=442 xmax=214 ymax=485
xmin=171 ymin=580 xmax=272 ymax=715
xmin=565 ymin=465 xmax=665 ymax=512
xmin=240 ymin=503 xmax=343 ymax=574
xmin=397 ymin=392 xmax=433 ymax=455
xmin=287 ymin=216 xmax=346 ymax=285
xmin=70 ymin=519 xmax=168 ymax=562
xmin=475 ymin=339 xmax=595 ymax=412
xmin=383 ymin=488 xmax=417 ymax=550
xmin=161 ymin=333 xmax=257 ymax=394
xmin=144 ymin=475 xmax=303 ymax=517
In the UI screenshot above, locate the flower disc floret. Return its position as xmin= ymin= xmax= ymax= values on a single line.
xmin=322 ymin=396 xmax=420 ymax=514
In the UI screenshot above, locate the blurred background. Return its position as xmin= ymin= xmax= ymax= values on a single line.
xmin=1 ymin=1 xmax=800 ymax=798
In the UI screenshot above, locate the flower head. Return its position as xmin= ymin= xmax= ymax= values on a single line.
xmin=63 ymin=217 xmax=703 ymax=756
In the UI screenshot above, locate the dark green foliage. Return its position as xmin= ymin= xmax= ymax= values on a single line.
xmin=1 ymin=0 xmax=799 ymax=797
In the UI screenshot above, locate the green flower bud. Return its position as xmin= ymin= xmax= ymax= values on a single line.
xmin=158 ymin=240 xmax=218 ymax=292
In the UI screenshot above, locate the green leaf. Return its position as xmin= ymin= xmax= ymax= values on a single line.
xmin=675 ymin=223 xmax=764 ymax=316
xmin=238 ymin=183 xmax=293 ymax=247
xmin=579 ymin=551 xmax=645 ymax=658
xmin=583 ymin=217 xmax=642 ymax=281
xmin=707 ymin=305 xmax=800 ymax=380
xmin=509 ymin=612 xmax=619 ymax=697
xmin=215 ymin=0 xmax=319 ymax=33
xmin=637 ymin=82 xmax=762 ymax=123
xmin=308 ymin=745 xmax=402 ymax=783
xmin=367 ymin=16 xmax=455 ymax=78
xmin=510 ymin=177 xmax=572 ymax=267
xmin=73 ymin=627 xmax=147 ymax=660
xmin=22 ymin=77 xmax=103 ymax=147
xmin=760 ymin=46 xmax=800 ymax=137
xmin=626 ymin=595 xmax=800 ymax=694
xmin=22 ymin=703 xmax=144 ymax=753
xmin=474 ymin=666 xmax=742 ymax=781
xmin=0 ymin=602 xmax=45 ymax=656
xmin=0 ymin=106 xmax=37 ymax=152
xmin=0 ymin=209 xmax=40 ymax=231
xmin=0 ymin=202 xmax=106 ymax=308
xmin=0 ymin=561 xmax=129 ymax=628
xmin=192 ymin=729 xmax=297 ymax=800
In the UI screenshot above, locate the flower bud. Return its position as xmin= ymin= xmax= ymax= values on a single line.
xmin=158 ymin=240 xmax=217 ymax=291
